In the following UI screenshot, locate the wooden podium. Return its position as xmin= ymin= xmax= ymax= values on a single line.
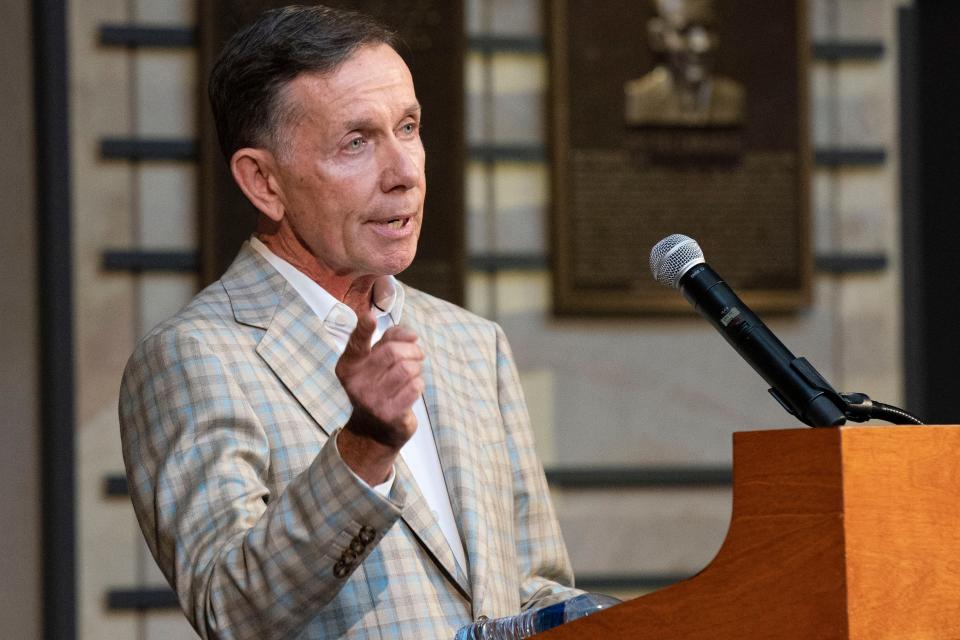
xmin=536 ymin=426 xmax=960 ymax=639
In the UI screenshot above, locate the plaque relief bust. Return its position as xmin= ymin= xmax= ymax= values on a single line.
xmin=624 ymin=0 xmax=745 ymax=127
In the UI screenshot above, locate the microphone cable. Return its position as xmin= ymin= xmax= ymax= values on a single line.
xmin=841 ymin=393 xmax=925 ymax=425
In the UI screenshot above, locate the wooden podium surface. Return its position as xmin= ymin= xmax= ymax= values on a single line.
xmin=536 ymin=426 xmax=960 ymax=639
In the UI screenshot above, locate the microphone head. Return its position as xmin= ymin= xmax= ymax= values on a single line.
xmin=650 ymin=234 xmax=705 ymax=288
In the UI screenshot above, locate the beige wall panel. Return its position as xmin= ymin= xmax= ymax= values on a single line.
xmin=492 ymin=270 xmax=548 ymax=316
xmin=140 ymin=533 xmax=169 ymax=584
xmin=811 ymin=64 xmax=892 ymax=147
xmin=811 ymin=170 xmax=839 ymax=252
xmin=465 ymin=0 xmax=541 ymax=35
xmin=491 ymin=163 xmax=547 ymax=252
xmin=136 ymin=534 xmax=196 ymax=637
xmin=554 ymin=488 xmax=732 ymax=576
xmin=809 ymin=64 xmax=837 ymax=148
xmin=491 ymin=54 xmax=545 ymax=93
xmin=486 ymin=0 xmax=542 ymax=36
xmin=833 ymin=0 xmax=895 ymax=40
xmin=135 ymin=51 xmax=197 ymax=137
xmin=72 ymin=0 xmax=136 ymax=425
xmin=835 ymin=64 xmax=893 ymax=146
xmin=137 ymin=164 xmax=198 ymax=248
xmin=72 ymin=1 xmax=139 ymax=637
xmin=78 ymin=406 xmax=139 ymax=640
xmin=139 ymin=275 xmax=199 ymax=337
xmin=465 ymin=53 xmax=545 ymax=145
xmin=464 ymin=53 xmax=487 ymax=146
xmin=519 ymin=368 xmax=557 ymax=465
xmin=490 ymin=54 xmax=544 ymax=145
xmin=809 ymin=0 xmax=894 ymax=40
xmin=134 ymin=0 xmax=195 ymax=23
xmin=465 ymin=51 xmax=485 ymax=94
xmin=465 ymin=271 xmax=493 ymax=315
xmin=836 ymin=272 xmax=903 ymax=407
xmin=145 ymin=612 xmax=200 ymax=640
xmin=465 ymin=162 xmax=488 ymax=252
xmin=833 ymin=168 xmax=897 ymax=252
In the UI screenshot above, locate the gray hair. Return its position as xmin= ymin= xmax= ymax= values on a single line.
xmin=208 ymin=4 xmax=398 ymax=160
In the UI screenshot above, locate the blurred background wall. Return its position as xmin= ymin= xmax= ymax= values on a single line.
xmin=8 ymin=0 xmax=956 ymax=638
xmin=0 ymin=0 xmax=41 ymax=637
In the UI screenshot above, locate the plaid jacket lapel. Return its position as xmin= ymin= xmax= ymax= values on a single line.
xmin=389 ymin=296 xmax=473 ymax=599
xmin=393 ymin=456 xmax=471 ymax=598
xmin=224 ymin=244 xmax=351 ymax=437
xmin=404 ymin=300 xmax=494 ymax=615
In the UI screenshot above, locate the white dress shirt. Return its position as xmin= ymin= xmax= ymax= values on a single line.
xmin=250 ymin=237 xmax=467 ymax=574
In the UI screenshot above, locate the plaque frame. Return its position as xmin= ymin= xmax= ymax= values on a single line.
xmin=549 ymin=0 xmax=812 ymax=315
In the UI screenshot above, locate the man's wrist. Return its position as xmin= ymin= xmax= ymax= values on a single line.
xmin=336 ymin=426 xmax=399 ymax=486
xmin=343 ymin=407 xmax=408 ymax=448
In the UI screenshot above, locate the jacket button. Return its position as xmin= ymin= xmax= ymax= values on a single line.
xmin=350 ymin=539 xmax=365 ymax=553
xmin=358 ymin=526 xmax=376 ymax=543
xmin=333 ymin=561 xmax=350 ymax=579
xmin=342 ymin=550 xmax=358 ymax=564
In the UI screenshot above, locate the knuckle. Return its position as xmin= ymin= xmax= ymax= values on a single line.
xmin=376 ymin=343 xmax=398 ymax=365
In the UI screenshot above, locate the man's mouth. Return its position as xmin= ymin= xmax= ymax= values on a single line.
xmin=368 ymin=215 xmax=415 ymax=238
xmin=383 ymin=217 xmax=408 ymax=229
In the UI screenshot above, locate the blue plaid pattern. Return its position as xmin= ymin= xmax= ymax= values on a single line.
xmin=119 ymin=244 xmax=579 ymax=639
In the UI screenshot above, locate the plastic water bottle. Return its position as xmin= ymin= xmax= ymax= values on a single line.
xmin=454 ymin=592 xmax=621 ymax=640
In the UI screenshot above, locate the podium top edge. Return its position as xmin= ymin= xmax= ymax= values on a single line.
xmin=733 ymin=425 xmax=958 ymax=440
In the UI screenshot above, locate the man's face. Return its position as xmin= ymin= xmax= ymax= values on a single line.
xmin=272 ymin=44 xmax=425 ymax=282
xmin=652 ymin=0 xmax=717 ymax=84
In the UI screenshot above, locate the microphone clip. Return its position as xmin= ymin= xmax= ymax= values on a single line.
xmin=766 ymin=357 xmax=848 ymax=427
xmin=768 ymin=359 xmax=925 ymax=426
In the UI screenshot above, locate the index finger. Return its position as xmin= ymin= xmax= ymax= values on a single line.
xmin=343 ymin=310 xmax=377 ymax=358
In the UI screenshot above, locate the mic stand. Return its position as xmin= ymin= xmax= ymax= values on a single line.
xmin=768 ymin=357 xmax=924 ymax=426
xmin=840 ymin=392 xmax=925 ymax=426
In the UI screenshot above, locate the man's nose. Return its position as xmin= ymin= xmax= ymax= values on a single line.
xmin=380 ymin=136 xmax=422 ymax=192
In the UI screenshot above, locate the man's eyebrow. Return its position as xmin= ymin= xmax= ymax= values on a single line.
xmin=342 ymin=103 xmax=422 ymax=132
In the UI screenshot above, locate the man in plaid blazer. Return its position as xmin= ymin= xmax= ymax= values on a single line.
xmin=119 ymin=5 xmax=578 ymax=639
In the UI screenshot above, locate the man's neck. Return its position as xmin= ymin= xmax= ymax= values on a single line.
xmin=255 ymin=226 xmax=374 ymax=316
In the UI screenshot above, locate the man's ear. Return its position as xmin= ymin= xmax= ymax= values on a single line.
xmin=230 ymin=147 xmax=286 ymax=222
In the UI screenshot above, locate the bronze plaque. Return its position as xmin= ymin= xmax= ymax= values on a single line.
xmin=199 ymin=1 xmax=465 ymax=304
xmin=550 ymin=0 xmax=811 ymax=314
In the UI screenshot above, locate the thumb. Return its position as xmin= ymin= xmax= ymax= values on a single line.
xmin=343 ymin=310 xmax=377 ymax=359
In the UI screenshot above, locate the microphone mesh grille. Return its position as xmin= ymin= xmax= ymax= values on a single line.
xmin=649 ymin=234 xmax=705 ymax=288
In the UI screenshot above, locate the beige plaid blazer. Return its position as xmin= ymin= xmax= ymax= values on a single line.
xmin=119 ymin=244 xmax=578 ymax=639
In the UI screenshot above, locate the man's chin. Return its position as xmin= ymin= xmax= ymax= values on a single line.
xmin=376 ymin=250 xmax=418 ymax=278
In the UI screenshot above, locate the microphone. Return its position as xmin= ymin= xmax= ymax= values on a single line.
xmin=650 ymin=234 xmax=848 ymax=427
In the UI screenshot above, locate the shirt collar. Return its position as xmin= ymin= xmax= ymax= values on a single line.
xmin=249 ymin=236 xmax=405 ymax=328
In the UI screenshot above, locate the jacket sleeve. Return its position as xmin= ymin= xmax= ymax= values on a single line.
xmin=493 ymin=324 xmax=586 ymax=610
xmin=119 ymin=326 xmax=405 ymax=640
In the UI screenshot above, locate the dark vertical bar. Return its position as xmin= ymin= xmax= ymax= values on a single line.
xmin=899 ymin=6 xmax=924 ymax=418
xmin=33 ymin=1 xmax=76 ymax=638
xmin=909 ymin=3 xmax=960 ymax=423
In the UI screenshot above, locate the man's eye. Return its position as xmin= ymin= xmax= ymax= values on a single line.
xmin=400 ymin=122 xmax=418 ymax=135
xmin=347 ymin=137 xmax=365 ymax=150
